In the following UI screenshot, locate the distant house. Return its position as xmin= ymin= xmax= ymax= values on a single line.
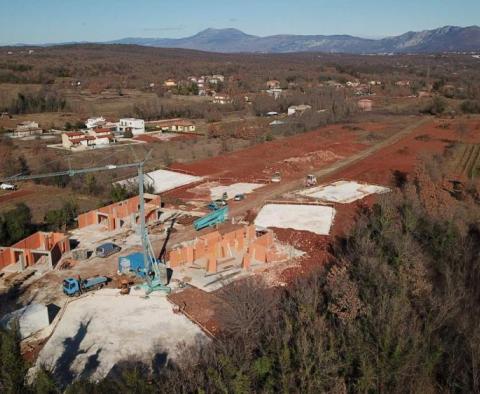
xmin=358 ymin=99 xmax=373 ymax=112
xmin=146 ymin=119 xmax=196 ymax=133
xmin=208 ymin=75 xmax=225 ymax=84
xmin=213 ymin=95 xmax=232 ymax=105
xmin=13 ymin=121 xmax=42 ymax=137
xmin=62 ymin=132 xmax=95 ymax=149
xmin=85 ymin=117 xmax=106 ymax=129
xmin=346 ymin=81 xmax=360 ymax=88
xmin=288 ymin=105 xmax=312 ymax=116
xmin=62 ymin=130 xmax=114 ymax=150
xmin=88 ymin=128 xmax=115 ymax=145
xmin=164 ymin=79 xmax=177 ymax=88
xmin=116 ymin=118 xmax=145 ymax=135
xmin=266 ymin=80 xmax=281 ymax=89
xmin=266 ymin=88 xmax=283 ymax=100
xmin=395 ymin=80 xmax=411 ymax=87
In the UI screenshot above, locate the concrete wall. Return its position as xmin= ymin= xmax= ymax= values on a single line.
xmin=0 ymin=232 xmax=70 ymax=270
xmin=168 ymin=225 xmax=285 ymax=273
xmin=77 ymin=194 xmax=161 ymax=231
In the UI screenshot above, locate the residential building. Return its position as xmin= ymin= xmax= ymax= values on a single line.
xmin=395 ymin=80 xmax=411 ymax=87
xmin=288 ymin=104 xmax=312 ymax=116
xmin=213 ymin=95 xmax=232 ymax=105
xmin=62 ymin=130 xmax=114 ymax=150
xmin=146 ymin=119 xmax=196 ymax=133
xmin=0 ymin=232 xmax=70 ymax=271
xmin=116 ymin=118 xmax=145 ymax=135
xmin=164 ymin=79 xmax=177 ymax=88
xmin=266 ymin=88 xmax=283 ymax=99
xmin=85 ymin=116 xmax=106 ymax=129
xmin=358 ymin=99 xmax=373 ymax=112
xmin=266 ymin=80 xmax=281 ymax=89
xmin=346 ymin=81 xmax=361 ymax=88
xmin=13 ymin=121 xmax=42 ymax=137
xmin=77 ymin=194 xmax=162 ymax=232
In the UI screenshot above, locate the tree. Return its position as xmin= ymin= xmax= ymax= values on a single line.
xmin=44 ymin=200 xmax=78 ymax=231
xmin=1 ymin=203 xmax=33 ymax=245
xmin=123 ymin=129 xmax=133 ymax=138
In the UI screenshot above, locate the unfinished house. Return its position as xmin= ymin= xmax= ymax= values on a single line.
xmin=0 ymin=232 xmax=70 ymax=271
xmin=77 ymin=194 xmax=162 ymax=232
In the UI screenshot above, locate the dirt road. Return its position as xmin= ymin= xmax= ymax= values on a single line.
xmin=158 ymin=117 xmax=430 ymax=248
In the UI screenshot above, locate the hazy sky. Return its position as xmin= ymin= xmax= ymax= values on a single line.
xmin=1 ymin=0 xmax=479 ymax=44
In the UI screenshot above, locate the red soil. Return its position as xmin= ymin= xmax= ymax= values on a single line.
xmin=171 ymin=124 xmax=370 ymax=181
xmin=0 ymin=189 xmax=34 ymax=204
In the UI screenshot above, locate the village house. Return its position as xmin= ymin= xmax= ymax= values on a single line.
xmin=146 ymin=119 xmax=196 ymax=133
xmin=85 ymin=116 xmax=106 ymax=129
xmin=213 ymin=95 xmax=232 ymax=105
xmin=346 ymin=81 xmax=361 ymax=88
xmin=358 ymin=99 xmax=373 ymax=112
xmin=266 ymin=88 xmax=283 ymax=99
xmin=61 ymin=128 xmax=115 ymax=150
xmin=288 ymin=104 xmax=312 ymax=116
xmin=13 ymin=121 xmax=42 ymax=137
xmin=266 ymin=79 xmax=281 ymax=89
xmin=116 ymin=118 xmax=145 ymax=135
xmin=164 ymin=79 xmax=177 ymax=88
xmin=395 ymin=80 xmax=411 ymax=87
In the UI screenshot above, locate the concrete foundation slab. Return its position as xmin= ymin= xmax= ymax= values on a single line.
xmin=33 ymin=291 xmax=205 ymax=382
xmin=117 ymin=169 xmax=203 ymax=194
xmin=1 ymin=303 xmax=50 ymax=339
xmin=298 ymin=180 xmax=390 ymax=203
xmin=254 ymin=204 xmax=336 ymax=235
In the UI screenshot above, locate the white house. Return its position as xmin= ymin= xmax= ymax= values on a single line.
xmin=266 ymin=88 xmax=283 ymax=100
xmin=116 ymin=118 xmax=145 ymax=135
xmin=213 ymin=95 xmax=232 ymax=105
xmin=145 ymin=119 xmax=196 ymax=133
xmin=288 ymin=105 xmax=312 ymax=116
xmin=85 ymin=117 xmax=106 ymax=129
xmin=13 ymin=121 xmax=42 ymax=137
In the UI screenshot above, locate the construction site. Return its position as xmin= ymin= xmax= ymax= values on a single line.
xmin=1 ymin=115 xmax=479 ymax=383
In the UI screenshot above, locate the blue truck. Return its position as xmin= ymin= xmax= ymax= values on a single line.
xmin=63 ymin=276 xmax=108 ymax=296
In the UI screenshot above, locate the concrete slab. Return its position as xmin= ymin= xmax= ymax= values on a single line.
xmin=298 ymin=180 xmax=390 ymax=204
xmin=209 ymin=183 xmax=265 ymax=200
xmin=117 ymin=169 xmax=203 ymax=194
xmin=34 ymin=291 xmax=205 ymax=382
xmin=1 ymin=303 xmax=50 ymax=339
xmin=254 ymin=204 xmax=336 ymax=235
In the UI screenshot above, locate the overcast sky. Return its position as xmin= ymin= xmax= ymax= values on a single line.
xmin=1 ymin=0 xmax=479 ymax=44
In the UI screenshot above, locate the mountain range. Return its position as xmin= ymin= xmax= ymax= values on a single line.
xmin=108 ymin=25 xmax=480 ymax=54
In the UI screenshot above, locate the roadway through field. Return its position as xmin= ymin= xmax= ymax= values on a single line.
xmin=155 ymin=117 xmax=430 ymax=248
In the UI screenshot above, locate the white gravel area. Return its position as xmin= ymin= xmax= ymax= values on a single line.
xmin=117 ymin=169 xmax=202 ymax=194
xmin=34 ymin=290 xmax=205 ymax=382
xmin=210 ymin=183 xmax=264 ymax=200
xmin=254 ymin=204 xmax=336 ymax=235
xmin=298 ymin=180 xmax=390 ymax=203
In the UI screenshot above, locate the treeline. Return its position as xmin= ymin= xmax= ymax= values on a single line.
xmin=5 ymin=88 xmax=67 ymax=114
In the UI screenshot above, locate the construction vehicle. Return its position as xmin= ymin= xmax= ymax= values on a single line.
xmin=305 ymin=174 xmax=317 ymax=187
xmin=194 ymin=206 xmax=229 ymax=231
xmin=63 ymin=276 xmax=108 ymax=296
xmin=207 ymin=199 xmax=227 ymax=211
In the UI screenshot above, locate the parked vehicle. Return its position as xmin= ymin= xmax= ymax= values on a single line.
xmin=63 ymin=276 xmax=108 ymax=296
xmin=234 ymin=193 xmax=245 ymax=201
xmin=0 ymin=183 xmax=17 ymax=191
xmin=271 ymin=172 xmax=281 ymax=183
xmin=305 ymin=174 xmax=317 ymax=187
xmin=95 ymin=242 xmax=121 ymax=258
